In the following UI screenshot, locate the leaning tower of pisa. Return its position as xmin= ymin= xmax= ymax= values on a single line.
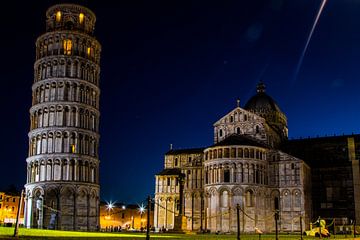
xmin=24 ymin=4 xmax=101 ymax=231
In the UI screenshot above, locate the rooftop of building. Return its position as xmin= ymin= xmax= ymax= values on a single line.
xmin=165 ymin=147 xmax=205 ymax=155
xmin=155 ymin=168 xmax=182 ymax=176
xmin=210 ymin=134 xmax=268 ymax=148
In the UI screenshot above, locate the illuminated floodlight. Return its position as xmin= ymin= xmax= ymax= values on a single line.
xmin=106 ymin=200 xmax=116 ymax=210
xmin=139 ymin=204 xmax=145 ymax=214
xmin=122 ymin=205 xmax=126 ymax=210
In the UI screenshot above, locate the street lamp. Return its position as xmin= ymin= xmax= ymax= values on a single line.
xmin=139 ymin=204 xmax=145 ymax=230
xmin=105 ymin=201 xmax=116 ymax=230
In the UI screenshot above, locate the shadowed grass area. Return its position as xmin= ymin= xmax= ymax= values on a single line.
xmin=0 ymin=227 xmax=359 ymax=239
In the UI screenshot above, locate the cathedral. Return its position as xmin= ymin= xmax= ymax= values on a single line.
xmin=24 ymin=4 xmax=101 ymax=230
xmin=154 ymin=82 xmax=360 ymax=233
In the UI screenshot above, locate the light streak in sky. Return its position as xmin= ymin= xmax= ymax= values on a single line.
xmin=293 ymin=0 xmax=328 ymax=84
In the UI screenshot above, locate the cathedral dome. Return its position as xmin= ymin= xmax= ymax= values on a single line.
xmin=244 ymin=82 xmax=281 ymax=113
xmin=244 ymin=82 xmax=288 ymax=139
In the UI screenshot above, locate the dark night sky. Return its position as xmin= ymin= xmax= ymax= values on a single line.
xmin=1 ymin=0 xmax=360 ymax=205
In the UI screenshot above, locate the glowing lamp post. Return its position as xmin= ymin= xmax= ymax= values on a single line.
xmin=105 ymin=201 xmax=115 ymax=229
xmin=139 ymin=204 xmax=145 ymax=230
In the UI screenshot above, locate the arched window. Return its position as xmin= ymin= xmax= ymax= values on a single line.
xmin=56 ymin=11 xmax=61 ymax=22
xmin=255 ymin=167 xmax=259 ymax=183
xmin=274 ymin=196 xmax=279 ymax=210
xmin=224 ymin=169 xmax=230 ymax=183
xmin=174 ymin=158 xmax=178 ymax=167
xmin=236 ymin=127 xmax=241 ymax=134
xmin=221 ymin=191 xmax=229 ymax=207
xmin=63 ymin=39 xmax=72 ymax=55
xmin=246 ymin=190 xmax=254 ymax=207
xmin=79 ymin=13 xmax=85 ymax=24
xmin=219 ymin=129 xmax=223 ymax=137
xmin=256 ymin=125 xmax=260 ymax=133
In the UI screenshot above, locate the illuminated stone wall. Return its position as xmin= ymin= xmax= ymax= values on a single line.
xmin=155 ymin=151 xmax=204 ymax=231
xmin=99 ymin=203 xmax=154 ymax=230
xmin=154 ymin=102 xmax=312 ymax=233
xmin=0 ymin=192 xmax=24 ymax=225
xmin=24 ymin=4 xmax=101 ymax=231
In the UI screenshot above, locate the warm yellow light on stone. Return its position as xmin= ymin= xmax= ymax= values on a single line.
xmin=79 ymin=13 xmax=85 ymax=24
xmin=63 ymin=39 xmax=72 ymax=55
xmin=87 ymin=47 xmax=91 ymax=56
xmin=56 ymin=11 xmax=61 ymax=22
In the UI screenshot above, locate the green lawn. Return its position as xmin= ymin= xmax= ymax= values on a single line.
xmin=0 ymin=227 xmax=359 ymax=239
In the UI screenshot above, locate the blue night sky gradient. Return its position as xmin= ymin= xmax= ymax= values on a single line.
xmin=0 ymin=0 xmax=360 ymax=204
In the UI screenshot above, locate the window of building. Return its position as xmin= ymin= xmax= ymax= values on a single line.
xmin=13 ymin=198 xmax=15 ymax=202
xmin=230 ymin=116 xmax=233 ymax=122
xmin=238 ymin=148 xmax=243 ymax=158
xmin=0 ymin=204 xmax=2 ymax=209
xmin=79 ymin=13 xmax=85 ymax=24
xmin=224 ymin=148 xmax=229 ymax=158
xmin=12 ymin=207 xmax=15 ymax=211
xmin=218 ymin=149 xmax=223 ymax=158
xmin=231 ymin=148 xmax=236 ymax=158
xmin=244 ymin=149 xmax=249 ymax=158
xmin=167 ymin=178 xmax=171 ymax=186
xmin=219 ymin=129 xmax=223 ymax=137
xmin=56 ymin=11 xmax=62 ymax=22
xmin=63 ymin=39 xmax=72 ymax=55
xmin=122 ymin=213 xmax=125 ymax=219
xmin=224 ymin=169 xmax=230 ymax=183
xmin=291 ymin=163 xmax=295 ymax=170
xmin=236 ymin=127 xmax=241 ymax=134
xmin=250 ymin=149 xmax=254 ymax=158
xmin=174 ymin=158 xmax=178 ymax=167
xmin=0 ymin=195 xmax=2 ymax=200
xmin=188 ymin=157 xmax=192 ymax=163
xmin=6 ymin=198 xmax=9 ymax=202
xmin=256 ymin=125 xmax=260 ymax=133
xmin=87 ymin=47 xmax=91 ymax=56
xmin=274 ymin=197 xmax=279 ymax=210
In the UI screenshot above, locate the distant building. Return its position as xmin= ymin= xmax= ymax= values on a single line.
xmin=0 ymin=191 xmax=24 ymax=225
xmin=99 ymin=202 xmax=154 ymax=231
xmin=24 ymin=4 xmax=101 ymax=231
xmin=154 ymin=82 xmax=360 ymax=233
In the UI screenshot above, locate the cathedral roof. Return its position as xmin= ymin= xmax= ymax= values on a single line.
xmin=165 ymin=147 xmax=205 ymax=155
xmin=244 ymin=82 xmax=282 ymax=113
xmin=156 ymin=168 xmax=182 ymax=176
xmin=211 ymin=134 xmax=268 ymax=148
